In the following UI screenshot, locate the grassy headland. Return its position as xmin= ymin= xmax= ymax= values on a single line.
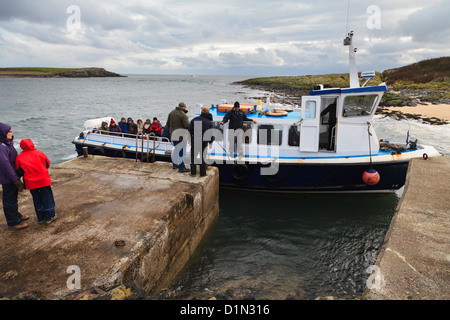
xmin=0 ymin=67 xmax=124 ymax=78
xmin=236 ymin=57 xmax=450 ymax=124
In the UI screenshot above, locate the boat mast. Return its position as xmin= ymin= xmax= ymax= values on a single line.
xmin=343 ymin=31 xmax=360 ymax=88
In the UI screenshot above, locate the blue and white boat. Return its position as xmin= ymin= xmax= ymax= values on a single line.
xmin=73 ymin=32 xmax=442 ymax=192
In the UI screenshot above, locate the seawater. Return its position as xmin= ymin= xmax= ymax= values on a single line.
xmin=1 ymin=75 xmax=449 ymax=299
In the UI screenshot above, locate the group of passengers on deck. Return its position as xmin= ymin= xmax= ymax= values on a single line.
xmin=94 ymin=117 xmax=164 ymax=137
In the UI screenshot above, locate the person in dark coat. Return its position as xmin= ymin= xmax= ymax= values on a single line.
xmin=167 ymin=102 xmax=190 ymax=172
xmin=320 ymin=99 xmax=337 ymax=150
xmin=127 ymin=117 xmax=134 ymax=132
xmin=0 ymin=123 xmax=29 ymax=230
xmin=109 ymin=118 xmax=122 ymax=136
xmin=189 ymin=108 xmax=213 ymax=176
xmin=219 ymin=101 xmax=256 ymax=158
xmin=15 ymin=139 xmax=57 ymax=224
xmin=126 ymin=123 xmax=138 ymax=137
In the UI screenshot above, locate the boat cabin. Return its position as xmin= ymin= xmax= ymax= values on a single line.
xmin=195 ymin=83 xmax=386 ymax=159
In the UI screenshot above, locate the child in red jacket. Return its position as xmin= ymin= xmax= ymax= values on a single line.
xmin=15 ymin=139 xmax=57 ymax=224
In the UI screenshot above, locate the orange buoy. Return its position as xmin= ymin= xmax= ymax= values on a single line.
xmin=362 ymin=169 xmax=380 ymax=185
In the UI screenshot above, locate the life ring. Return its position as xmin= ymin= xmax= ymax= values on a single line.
xmin=274 ymin=107 xmax=293 ymax=113
xmin=423 ymin=153 xmax=428 ymax=160
xmin=231 ymin=164 xmax=250 ymax=181
xmin=267 ymin=111 xmax=288 ymax=117
xmin=92 ymin=147 xmax=106 ymax=156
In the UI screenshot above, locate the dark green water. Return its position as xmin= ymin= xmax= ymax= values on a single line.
xmin=169 ymin=189 xmax=399 ymax=300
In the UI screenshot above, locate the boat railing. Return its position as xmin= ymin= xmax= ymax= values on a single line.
xmin=87 ymin=129 xmax=171 ymax=154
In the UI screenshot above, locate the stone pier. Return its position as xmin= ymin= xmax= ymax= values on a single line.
xmin=0 ymin=156 xmax=219 ymax=299
xmin=364 ymin=156 xmax=450 ymax=300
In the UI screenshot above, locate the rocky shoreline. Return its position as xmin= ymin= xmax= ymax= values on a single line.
xmin=0 ymin=67 xmax=124 ymax=78
xmin=236 ymin=81 xmax=449 ymax=125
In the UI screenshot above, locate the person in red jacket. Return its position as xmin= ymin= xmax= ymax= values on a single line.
xmin=15 ymin=139 xmax=57 ymax=225
xmin=149 ymin=117 xmax=163 ymax=136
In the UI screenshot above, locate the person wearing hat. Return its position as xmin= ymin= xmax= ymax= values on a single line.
xmin=109 ymin=118 xmax=122 ymax=136
xmin=219 ymin=101 xmax=257 ymax=158
xmin=167 ymin=102 xmax=190 ymax=172
xmin=189 ymin=107 xmax=214 ymax=176
xmin=150 ymin=117 xmax=163 ymax=136
xmin=15 ymin=139 xmax=57 ymax=224
xmin=0 ymin=122 xmax=29 ymax=230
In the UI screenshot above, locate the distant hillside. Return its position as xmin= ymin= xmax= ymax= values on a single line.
xmin=0 ymin=67 xmax=124 ymax=78
xmin=383 ymin=57 xmax=450 ymax=87
xmin=236 ymin=56 xmax=450 ymax=106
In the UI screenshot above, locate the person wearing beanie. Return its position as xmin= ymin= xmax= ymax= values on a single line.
xmin=0 ymin=123 xmax=29 ymax=230
xmin=189 ymin=107 xmax=214 ymax=176
xmin=219 ymin=101 xmax=257 ymax=158
xmin=15 ymin=139 xmax=57 ymax=225
xmin=109 ymin=118 xmax=122 ymax=136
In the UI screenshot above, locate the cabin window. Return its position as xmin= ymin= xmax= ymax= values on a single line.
xmin=342 ymin=95 xmax=378 ymax=117
xmin=303 ymin=100 xmax=316 ymax=119
xmin=257 ymin=124 xmax=283 ymax=146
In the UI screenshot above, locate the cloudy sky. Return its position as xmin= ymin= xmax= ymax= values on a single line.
xmin=0 ymin=0 xmax=448 ymax=76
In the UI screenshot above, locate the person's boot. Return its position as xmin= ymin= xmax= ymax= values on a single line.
xmin=8 ymin=222 xmax=28 ymax=230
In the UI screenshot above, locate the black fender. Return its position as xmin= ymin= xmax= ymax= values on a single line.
xmin=92 ymin=146 xmax=106 ymax=156
xmin=231 ymin=163 xmax=250 ymax=181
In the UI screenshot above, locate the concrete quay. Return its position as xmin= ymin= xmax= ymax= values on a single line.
xmin=364 ymin=156 xmax=450 ymax=300
xmin=0 ymin=156 xmax=219 ymax=299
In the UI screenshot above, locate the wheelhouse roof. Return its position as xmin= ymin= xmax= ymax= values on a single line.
xmin=309 ymin=83 xmax=387 ymax=96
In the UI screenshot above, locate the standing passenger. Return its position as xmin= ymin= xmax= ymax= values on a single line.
xmin=15 ymin=139 xmax=57 ymax=225
xmin=167 ymin=102 xmax=190 ymax=172
xmin=0 ymin=123 xmax=29 ymax=230
xmin=189 ymin=107 xmax=213 ymax=176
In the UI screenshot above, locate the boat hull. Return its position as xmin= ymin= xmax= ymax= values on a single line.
xmin=74 ymin=143 xmax=408 ymax=193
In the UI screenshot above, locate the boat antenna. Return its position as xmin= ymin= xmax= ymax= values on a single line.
xmin=345 ymin=0 xmax=351 ymax=36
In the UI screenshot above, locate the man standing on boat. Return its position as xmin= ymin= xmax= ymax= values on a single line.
xmin=320 ymin=99 xmax=337 ymax=150
xmin=219 ymin=101 xmax=256 ymax=159
xmin=167 ymin=102 xmax=190 ymax=172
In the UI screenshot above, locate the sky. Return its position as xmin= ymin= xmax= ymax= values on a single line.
xmin=0 ymin=0 xmax=449 ymax=76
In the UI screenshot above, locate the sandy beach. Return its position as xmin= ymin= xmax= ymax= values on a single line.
xmin=384 ymin=102 xmax=450 ymax=122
